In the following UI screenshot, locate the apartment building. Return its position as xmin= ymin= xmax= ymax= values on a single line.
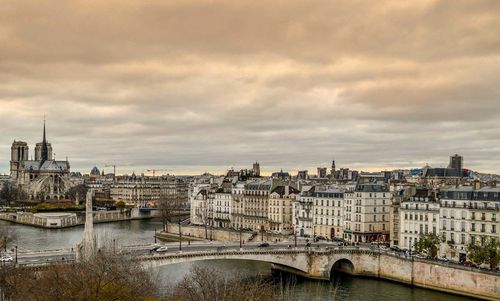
xmin=399 ymin=188 xmax=440 ymax=250
xmin=440 ymin=186 xmax=499 ymax=261
xmin=344 ymin=183 xmax=391 ymax=243
xmin=243 ymin=180 xmax=272 ymax=231
xmin=268 ymin=185 xmax=299 ymax=235
xmin=312 ymin=189 xmax=344 ymax=239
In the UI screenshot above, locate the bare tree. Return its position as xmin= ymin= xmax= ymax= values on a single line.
xmin=67 ymin=184 xmax=88 ymax=203
xmin=168 ymin=267 xmax=279 ymax=301
xmin=0 ymin=251 xmax=158 ymax=301
xmin=0 ymin=182 xmax=26 ymax=206
xmin=158 ymin=183 xmax=184 ymax=232
xmin=0 ymin=223 xmax=16 ymax=253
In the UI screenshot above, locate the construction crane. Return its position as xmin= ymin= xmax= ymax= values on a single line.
xmin=146 ymin=169 xmax=169 ymax=177
xmin=105 ymin=164 xmax=117 ymax=180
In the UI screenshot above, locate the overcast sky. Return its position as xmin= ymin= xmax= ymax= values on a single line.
xmin=1 ymin=0 xmax=499 ymax=175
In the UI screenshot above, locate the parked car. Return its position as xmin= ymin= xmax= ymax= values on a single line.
xmin=258 ymin=242 xmax=270 ymax=248
xmin=463 ymin=261 xmax=477 ymax=268
xmin=0 ymin=255 xmax=13 ymax=262
xmin=155 ymin=246 xmax=169 ymax=253
xmin=415 ymin=254 xmax=427 ymax=259
xmin=150 ymin=246 xmax=160 ymax=253
xmin=436 ymin=256 xmax=449 ymax=262
xmin=390 ymin=246 xmax=402 ymax=252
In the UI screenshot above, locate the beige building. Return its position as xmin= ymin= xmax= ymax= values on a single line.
xmin=312 ymin=189 xmax=344 ymax=239
xmin=231 ymin=182 xmax=245 ymax=229
xmin=399 ymin=188 xmax=440 ymax=250
xmin=110 ymin=175 xmax=188 ymax=207
xmin=268 ymin=185 xmax=299 ymax=235
xmin=243 ymin=180 xmax=272 ymax=231
xmin=344 ymin=183 xmax=391 ymax=243
xmin=439 ymin=186 xmax=499 ymax=262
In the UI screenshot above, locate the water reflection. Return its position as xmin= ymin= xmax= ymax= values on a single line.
xmin=156 ymin=260 xmax=479 ymax=301
xmin=1 ymin=219 xmax=162 ymax=251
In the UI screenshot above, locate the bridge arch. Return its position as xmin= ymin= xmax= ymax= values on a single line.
xmin=142 ymin=251 xmax=311 ymax=276
xmin=330 ymin=258 xmax=354 ymax=279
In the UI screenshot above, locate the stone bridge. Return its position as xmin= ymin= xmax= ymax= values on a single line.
xmin=140 ymin=248 xmax=499 ymax=301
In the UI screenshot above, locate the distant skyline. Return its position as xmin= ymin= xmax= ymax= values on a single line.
xmin=1 ymin=1 xmax=499 ymax=175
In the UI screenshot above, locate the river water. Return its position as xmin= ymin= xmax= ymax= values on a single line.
xmin=2 ymin=220 xmax=478 ymax=301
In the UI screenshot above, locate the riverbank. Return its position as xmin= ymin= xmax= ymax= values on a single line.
xmin=164 ymin=223 xmax=293 ymax=242
xmin=155 ymin=231 xmax=205 ymax=242
xmin=0 ymin=210 xmax=154 ymax=229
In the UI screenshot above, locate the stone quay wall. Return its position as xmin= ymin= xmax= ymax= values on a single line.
xmin=165 ymin=224 xmax=269 ymax=242
xmin=0 ymin=210 xmax=151 ymax=229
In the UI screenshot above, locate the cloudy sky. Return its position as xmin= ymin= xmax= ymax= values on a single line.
xmin=1 ymin=0 xmax=499 ymax=175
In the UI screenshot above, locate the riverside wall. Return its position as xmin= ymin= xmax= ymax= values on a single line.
xmin=0 ymin=209 xmax=153 ymax=229
xmin=312 ymin=251 xmax=500 ymax=301
xmin=165 ymin=223 xmax=279 ymax=242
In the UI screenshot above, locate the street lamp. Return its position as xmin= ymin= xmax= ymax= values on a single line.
xmin=14 ymin=245 xmax=17 ymax=264
xmin=239 ymin=227 xmax=242 ymax=249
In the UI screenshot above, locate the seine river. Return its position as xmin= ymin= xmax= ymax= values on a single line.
xmin=2 ymin=219 xmax=478 ymax=301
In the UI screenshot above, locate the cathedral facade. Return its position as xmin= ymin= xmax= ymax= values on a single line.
xmin=10 ymin=122 xmax=73 ymax=201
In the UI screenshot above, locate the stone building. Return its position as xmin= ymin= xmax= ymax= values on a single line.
xmin=439 ymin=186 xmax=499 ymax=262
xmin=243 ymin=180 xmax=272 ymax=231
xmin=399 ymin=188 xmax=440 ymax=250
xmin=10 ymin=121 xmax=73 ymax=200
xmin=312 ymin=188 xmax=344 ymax=239
xmin=268 ymin=185 xmax=299 ymax=235
xmin=344 ymin=182 xmax=391 ymax=243
xmin=294 ymin=187 xmax=315 ymax=237
xmin=231 ymin=182 xmax=245 ymax=229
xmin=213 ymin=181 xmax=232 ymax=228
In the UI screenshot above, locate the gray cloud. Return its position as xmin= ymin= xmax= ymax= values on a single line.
xmin=1 ymin=0 xmax=499 ymax=175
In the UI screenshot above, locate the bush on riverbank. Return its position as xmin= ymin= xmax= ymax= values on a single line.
xmin=31 ymin=202 xmax=85 ymax=213
xmin=0 ymin=252 xmax=157 ymax=301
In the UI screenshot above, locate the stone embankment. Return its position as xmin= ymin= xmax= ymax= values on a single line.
xmin=163 ymin=224 xmax=290 ymax=242
xmin=0 ymin=209 xmax=153 ymax=229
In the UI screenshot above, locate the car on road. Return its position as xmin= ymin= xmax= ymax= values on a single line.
xmin=415 ymin=254 xmax=427 ymax=259
xmin=436 ymin=256 xmax=449 ymax=262
xmin=0 ymin=255 xmax=13 ymax=262
xmin=258 ymin=242 xmax=270 ymax=248
xmin=305 ymin=242 xmax=311 ymax=247
xmin=390 ymin=246 xmax=402 ymax=252
xmin=154 ymin=246 xmax=169 ymax=253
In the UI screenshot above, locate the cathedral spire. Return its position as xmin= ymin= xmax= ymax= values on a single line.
xmin=41 ymin=118 xmax=49 ymax=162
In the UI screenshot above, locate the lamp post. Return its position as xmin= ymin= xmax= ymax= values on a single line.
xmin=239 ymin=227 xmax=242 ymax=249
xmin=154 ymin=228 xmax=157 ymax=244
xmin=14 ymin=245 xmax=17 ymax=264
xmin=178 ymin=219 xmax=182 ymax=251
xmin=294 ymin=231 xmax=297 ymax=248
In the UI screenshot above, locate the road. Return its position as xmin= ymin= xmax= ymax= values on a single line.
xmin=4 ymin=240 xmax=346 ymax=266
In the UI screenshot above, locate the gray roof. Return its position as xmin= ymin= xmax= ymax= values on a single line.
xmin=23 ymin=160 xmax=70 ymax=172
xmin=355 ymin=184 xmax=388 ymax=192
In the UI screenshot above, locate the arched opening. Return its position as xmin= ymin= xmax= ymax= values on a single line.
xmin=330 ymin=258 xmax=354 ymax=281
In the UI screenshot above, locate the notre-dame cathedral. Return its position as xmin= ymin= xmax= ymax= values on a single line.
xmin=10 ymin=121 xmax=73 ymax=201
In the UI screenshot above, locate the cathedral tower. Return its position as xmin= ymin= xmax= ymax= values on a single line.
xmin=10 ymin=141 xmax=29 ymax=180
